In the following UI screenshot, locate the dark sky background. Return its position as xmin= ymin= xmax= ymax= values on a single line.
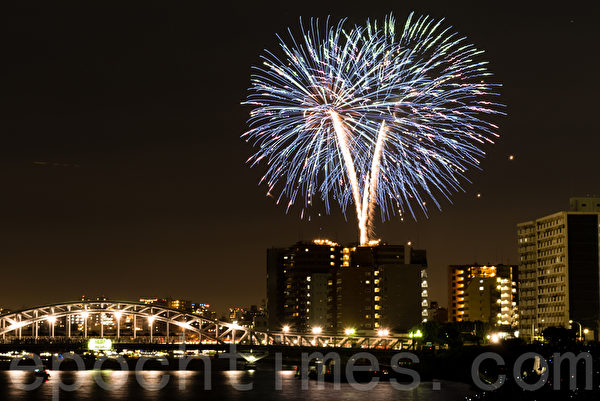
xmin=1 ymin=1 xmax=598 ymax=314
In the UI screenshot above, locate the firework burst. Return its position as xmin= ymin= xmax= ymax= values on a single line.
xmin=243 ymin=13 xmax=503 ymax=245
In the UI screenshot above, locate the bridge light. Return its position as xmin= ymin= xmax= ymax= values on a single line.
xmin=584 ymin=328 xmax=590 ymax=335
xmin=282 ymin=325 xmax=290 ymax=333
xmin=176 ymin=321 xmax=193 ymax=330
xmin=344 ymin=328 xmax=356 ymax=336
xmin=47 ymin=316 xmax=56 ymax=324
xmin=114 ymin=312 xmax=122 ymax=320
xmin=377 ymin=329 xmax=389 ymax=337
xmin=148 ymin=316 xmax=155 ymax=324
xmin=311 ymin=326 xmax=322 ymax=335
xmin=81 ymin=312 xmax=89 ymax=319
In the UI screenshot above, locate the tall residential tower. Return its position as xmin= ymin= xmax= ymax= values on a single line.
xmin=517 ymin=197 xmax=600 ymax=341
xmin=448 ymin=264 xmax=518 ymax=329
xmin=267 ymin=240 xmax=428 ymax=334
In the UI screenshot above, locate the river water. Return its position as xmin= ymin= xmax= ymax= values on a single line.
xmin=0 ymin=370 xmax=474 ymax=401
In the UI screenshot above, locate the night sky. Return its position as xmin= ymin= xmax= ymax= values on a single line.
xmin=1 ymin=1 xmax=598 ymax=314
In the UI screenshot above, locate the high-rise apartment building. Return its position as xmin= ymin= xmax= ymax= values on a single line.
xmin=517 ymin=197 xmax=600 ymax=341
xmin=448 ymin=264 xmax=518 ymax=329
xmin=267 ymin=239 xmax=428 ymax=334
xmin=267 ymin=239 xmax=341 ymax=332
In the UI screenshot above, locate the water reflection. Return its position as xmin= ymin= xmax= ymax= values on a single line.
xmin=0 ymin=370 xmax=473 ymax=401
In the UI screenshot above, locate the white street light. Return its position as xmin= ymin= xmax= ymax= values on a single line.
xmin=377 ymin=329 xmax=389 ymax=337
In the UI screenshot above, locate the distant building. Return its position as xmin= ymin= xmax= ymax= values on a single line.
xmin=517 ymin=197 xmax=600 ymax=341
xmin=138 ymin=298 xmax=193 ymax=312
xmin=139 ymin=297 xmax=168 ymax=306
xmin=167 ymin=299 xmax=192 ymax=312
xmin=192 ymin=303 xmax=216 ymax=320
xmin=335 ymin=245 xmax=428 ymax=333
xmin=267 ymin=239 xmax=428 ymax=334
xmin=448 ymin=264 xmax=518 ymax=329
xmin=228 ymin=305 xmax=267 ymax=329
xmin=267 ymin=239 xmax=341 ymax=333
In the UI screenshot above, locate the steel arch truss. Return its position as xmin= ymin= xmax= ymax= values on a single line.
xmin=0 ymin=301 xmax=407 ymax=349
xmin=0 ymin=300 xmax=265 ymax=344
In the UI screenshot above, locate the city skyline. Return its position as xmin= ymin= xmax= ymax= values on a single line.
xmin=1 ymin=2 xmax=599 ymax=314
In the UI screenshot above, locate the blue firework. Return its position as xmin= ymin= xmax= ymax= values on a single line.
xmin=242 ymin=13 xmax=503 ymax=243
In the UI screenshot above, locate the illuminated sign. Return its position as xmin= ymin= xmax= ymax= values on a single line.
xmin=87 ymin=338 xmax=112 ymax=351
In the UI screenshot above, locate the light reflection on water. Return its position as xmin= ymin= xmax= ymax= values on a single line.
xmin=0 ymin=370 xmax=473 ymax=401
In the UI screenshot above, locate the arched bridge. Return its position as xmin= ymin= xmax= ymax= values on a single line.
xmin=0 ymin=300 xmax=406 ymax=349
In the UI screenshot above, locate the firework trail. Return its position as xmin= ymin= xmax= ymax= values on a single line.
xmin=243 ymin=13 xmax=503 ymax=245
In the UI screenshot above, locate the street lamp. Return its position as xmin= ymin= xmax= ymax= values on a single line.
xmin=311 ymin=326 xmax=322 ymax=335
xmin=282 ymin=325 xmax=290 ymax=333
xmin=569 ymin=320 xmax=582 ymax=340
xmin=114 ymin=312 xmax=122 ymax=339
xmin=47 ymin=316 xmax=56 ymax=338
xmin=377 ymin=329 xmax=389 ymax=337
xmin=344 ymin=328 xmax=356 ymax=336
xmin=148 ymin=316 xmax=155 ymax=343
xmin=81 ymin=311 xmax=89 ymax=338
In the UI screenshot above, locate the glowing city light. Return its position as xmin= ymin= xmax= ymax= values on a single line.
xmin=409 ymin=329 xmax=422 ymax=338
xmin=377 ymin=329 xmax=390 ymax=337
xmin=282 ymin=325 xmax=290 ymax=333
xmin=46 ymin=316 xmax=56 ymax=324
xmin=311 ymin=326 xmax=322 ymax=335
xmin=344 ymin=328 xmax=356 ymax=336
xmin=243 ymin=13 xmax=502 ymax=244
